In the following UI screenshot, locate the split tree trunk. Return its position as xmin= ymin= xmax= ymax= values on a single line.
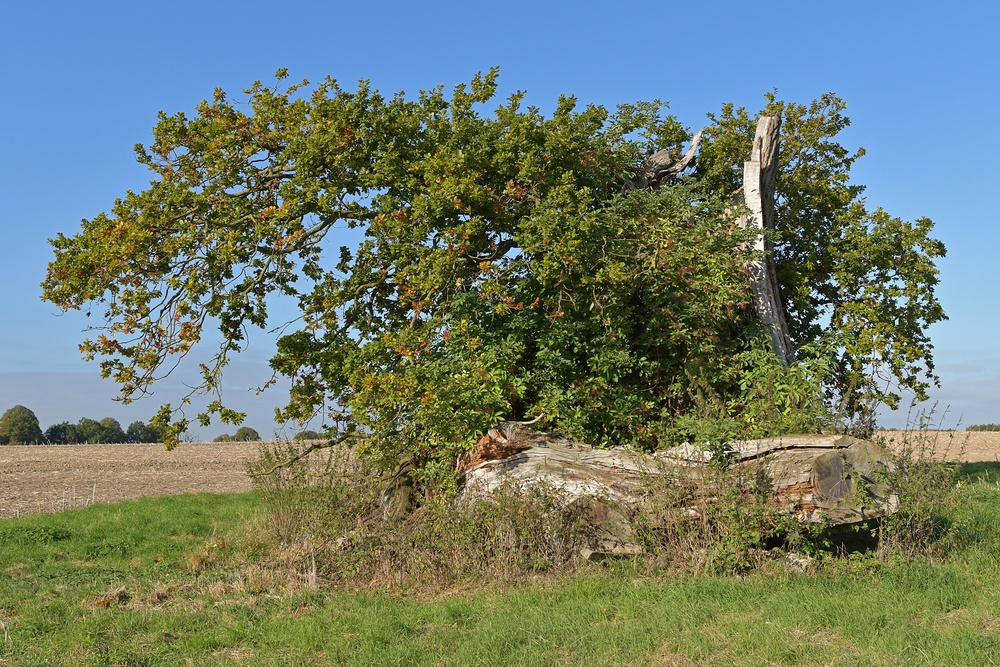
xmin=457 ymin=424 xmax=899 ymax=556
xmin=738 ymin=116 xmax=796 ymax=366
xmin=448 ymin=122 xmax=869 ymax=557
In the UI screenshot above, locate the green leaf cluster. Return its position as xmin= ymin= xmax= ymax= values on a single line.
xmin=41 ymin=71 xmax=946 ymax=476
xmin=697 ymin=92 xmax=946 ymax=425
xmin=0 ymin=405 xmax=45 ymax=445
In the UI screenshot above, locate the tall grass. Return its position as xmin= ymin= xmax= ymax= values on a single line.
xmin=0 ymin=421 xmax=989 ymax=665
xmin=247 ymin=441 xmax=593 ymax=591
xmin=246 ymin=427 xmax=965 ymax=591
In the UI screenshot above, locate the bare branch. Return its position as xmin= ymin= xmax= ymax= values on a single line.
xmin=248 ymin=430 xmax=370 ymax=477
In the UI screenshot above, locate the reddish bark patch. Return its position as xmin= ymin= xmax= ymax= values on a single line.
xmin=458 ymin=428 xmax=532 ymax=473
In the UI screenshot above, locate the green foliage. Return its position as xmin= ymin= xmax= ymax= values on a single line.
xmin=0 ymin=405 xmax=45 ymax=445
xmin=234 ymin=426 xmax=261 ymax=441
xmin=696 ymin=93 xmax=946 ymax=424
xmin=44 ymin=421 xmax=79 ymax=444
xmin=75 ymin=417 xmax=103 ymax=444
xmin=864 ymin=429 xmax=965 ymax=561
xmin=73 ymin=417 xmax=127 ymax=444
xmin=213 ymin=426 xmax=262 ymax=442
xmin=966 ymin=423 xmax=1000 ymax=432
xmin=125 ymin=419 xmax=166 ymax=443
xmin=98 ymin=417 xmax=126 ymax=443
xmin=292 ymin=429 xmax=322 ymax=440
xmin=44 ymin=417 xmax=152 ymax=444
xmin=41 ymin=71 xmax=946 ymax=479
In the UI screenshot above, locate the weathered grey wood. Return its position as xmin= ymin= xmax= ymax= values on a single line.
xmin=662 ymin=433 xmax=873 ymax=463
xmin=737 ymin=116 xmax=796 ymax=366
xmin=457 ymin=424 xmax=899 ymax=555
xmin=640 ymin=130 xmax=704 ymax=187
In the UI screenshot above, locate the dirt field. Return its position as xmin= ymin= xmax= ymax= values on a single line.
xmin=1 ymin=432 xmax=998 ymax=519
xmin=0 ymin=442 xmax=259 ymax=519
xmin=873 ymin=430 xmax=1000 ymax=464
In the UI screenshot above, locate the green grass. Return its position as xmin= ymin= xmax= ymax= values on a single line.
xmin=2 ymin=467 xmax=1000 ymax=666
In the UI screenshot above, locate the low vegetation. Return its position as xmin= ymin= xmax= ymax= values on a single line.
xmin=1 ymin=447 xmax=997 ymax=665
xmin=213 ymin=427 xmax=263 ymax=443
xmin=966 ymin=423 xmax=1000 ymax=432
xmin=247 ymin=426 xmax=971 ymax=588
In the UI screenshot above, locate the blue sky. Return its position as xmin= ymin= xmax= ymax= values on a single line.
xmin=1 ymin=1 xmax=996 ymax=438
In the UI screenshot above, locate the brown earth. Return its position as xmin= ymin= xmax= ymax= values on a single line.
xmin=0 ymin=442 xmax=258 ymax=519
xmin=873 ymin=430 xmax=1000 ymax=464
xmin=1 ymin=432 xmax=997 ymax=519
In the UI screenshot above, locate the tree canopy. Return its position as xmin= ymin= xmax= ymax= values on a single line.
xmin=0 ymin=405 xmax=45 ymax=445
xmin=41 ymin=70 xmax=945 ymax=479
xmin=43 ymin=417 xmax=163 ymax=444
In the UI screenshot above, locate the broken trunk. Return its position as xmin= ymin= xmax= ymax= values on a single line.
xmin=455 ymin=423 xmax=899 ymax=557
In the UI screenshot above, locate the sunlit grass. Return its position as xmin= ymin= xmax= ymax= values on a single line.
xmin=0 ymin=466 xmax=998 ymax=665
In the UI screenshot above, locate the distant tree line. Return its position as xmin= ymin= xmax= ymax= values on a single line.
xmin=213 ymin=428 xmax=324 ymax=442
xmin=1 ymin=404 xmax=322 ymax=445
xmin=45 ymin=417 xmax=167 ymax=444
xmin=0 ymin=404 xmax=166 ymax=445
xmin=966 ymin=424 xmax=1000 ymax=432
xmin=213 ymin=427 xmax=262 ymax=442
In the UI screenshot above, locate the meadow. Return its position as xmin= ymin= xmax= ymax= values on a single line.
xmin=0 ymin=439 xmax=998 ymax=665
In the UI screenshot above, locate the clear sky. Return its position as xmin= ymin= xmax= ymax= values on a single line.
xmin=1 ymin=0 xmax=996 ymax=438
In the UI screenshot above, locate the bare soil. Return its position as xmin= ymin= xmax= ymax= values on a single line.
xmin=874 ymin=430 xmax=1000 ymax=464
xmin=0 ymin=442 xmax=258 ymax=519
xmin=1 ymin=432 xmax=997 ymax=519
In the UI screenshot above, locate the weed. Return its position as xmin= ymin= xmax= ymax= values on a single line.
xmin=845 ymin=410 xmax=967 ymax=563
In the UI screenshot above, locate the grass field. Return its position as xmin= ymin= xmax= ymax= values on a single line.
xmin=2 ymin=463 xmax=999 ymax=665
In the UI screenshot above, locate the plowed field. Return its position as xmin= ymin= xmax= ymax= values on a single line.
xmin=0 ymin=442 xmax=257 ymax=519
xmin=1 ymin=432 xmax=997 ymax=519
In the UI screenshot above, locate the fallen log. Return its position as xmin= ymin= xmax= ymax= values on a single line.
xmin=456 ymin=424 xmax=899 ymax=557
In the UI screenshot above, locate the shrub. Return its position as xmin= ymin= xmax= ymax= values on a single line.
xmin=45 ymin=421 xmax=79 ymax=444
xmin=248 ymin=440 xmax=597 ymax=589
xmin=866 ymin=429 xmax=963 ymax=561
xmin=248 ymin=419 xmax=967 ymax=591
xmin=126 ymin=420 xmax=166 ymax=443
xmin=247 ymin=439 xmax=851 ymax=588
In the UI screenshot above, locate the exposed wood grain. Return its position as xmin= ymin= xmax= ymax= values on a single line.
xmin=459 ymin=424 xmax=899 ymax=533
xmin=737 ymin=116 xmax=795 ymax=366
xmin=642 ymin=130 xmax=704 ymax=187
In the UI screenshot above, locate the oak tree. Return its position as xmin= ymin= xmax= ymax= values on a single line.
xmin=41 ymin=70 xmax=945 ymax=479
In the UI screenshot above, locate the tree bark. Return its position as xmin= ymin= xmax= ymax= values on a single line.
xmin=738 ymin=116 xmax=796 ymax=366
xmin=456 ymin=424 xmax=899 ymax=556
xmin=641 ymin=130 xmax=704 ymax=187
